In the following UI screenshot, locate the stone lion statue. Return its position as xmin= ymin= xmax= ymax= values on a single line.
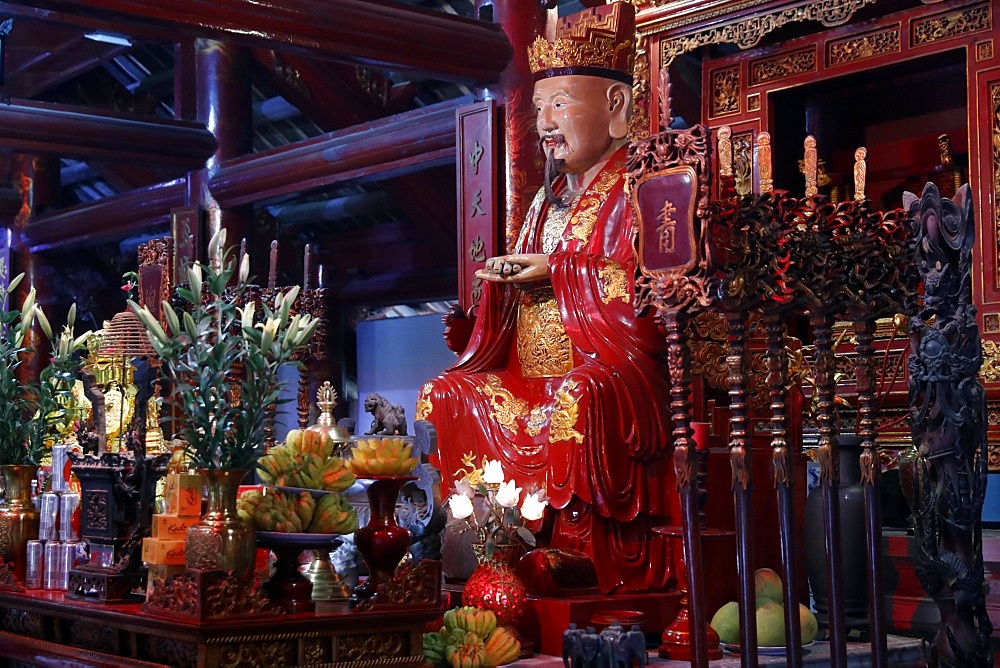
xmin=364 ymin=393 xmax=407 ymax=436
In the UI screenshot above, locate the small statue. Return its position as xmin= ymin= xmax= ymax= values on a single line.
xmin=363 ymin=392 xmax=407 ymax=435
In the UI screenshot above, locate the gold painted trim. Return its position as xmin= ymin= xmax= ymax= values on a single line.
xmin=977 ymin=39 xmax=994 ymax=62
xmin=827 ymin=24 xmax=901 ymax=67
xmin=655 ymin=0 xmax=878 ymax=66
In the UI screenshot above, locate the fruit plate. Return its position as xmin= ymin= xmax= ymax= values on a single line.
xmin=722 ymin=642 xmax=814 ymax=656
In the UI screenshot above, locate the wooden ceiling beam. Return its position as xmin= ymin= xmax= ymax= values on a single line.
xmin=7 ymin=0 xmax=511 ymax=85
xmin=23 ymin=177 xmax=185 ymax=251
xmin=0 ymin=99 xmax=216 ymax=165
xmin=209 ymin=97 xmax=466 ymax=208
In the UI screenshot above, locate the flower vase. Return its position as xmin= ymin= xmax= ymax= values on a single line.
xmin=462 ymin=542 xmax=527 ymax=626
xmin=0 ymin=465 xmax=40 ymax=582
xmin=351 ymin=476 xmax=413 ymax=605
xmin=184 ymin=468 xmax=255 ymax=584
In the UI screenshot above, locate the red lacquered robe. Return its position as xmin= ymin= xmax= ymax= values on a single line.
xmin=418 ymin=148 xmax=676 ymax=592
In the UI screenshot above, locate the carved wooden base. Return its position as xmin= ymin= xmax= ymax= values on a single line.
xmin=66 ymin=566 xmax=146 ymax=603
xmin=142 ymin=568 xmax=279 ymax=621
xmin=352 ymin=559 xmax=442 ymax=611
xmin=0 ymin=586 xmax=445 ymax=667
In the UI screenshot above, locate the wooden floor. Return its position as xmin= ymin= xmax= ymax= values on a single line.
xmin=514 ymin=634 xmax=926 ymax=666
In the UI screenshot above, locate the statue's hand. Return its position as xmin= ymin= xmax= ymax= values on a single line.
xmin=475 ymin=253 xmax=549 ymax=284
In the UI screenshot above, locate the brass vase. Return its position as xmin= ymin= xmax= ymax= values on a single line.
xmin=184 ymin=468 xmax=255 ymax=584
xmin=0 ymin=465 xmax=40 ymax=583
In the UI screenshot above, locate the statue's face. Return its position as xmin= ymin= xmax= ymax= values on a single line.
xmin=533 ymin=74 xmax=616 ymax=176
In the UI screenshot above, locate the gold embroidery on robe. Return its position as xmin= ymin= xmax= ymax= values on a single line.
xmin=517 ymin=289 xmax=573 ymax=378
xmin=549 ymin=379 xmax=584 ymax=444
xmin=478 ymin=373 xmax=529 ymax=434
xmin=525 ymin=406 xmax=548 ymax=437
xmin=415 ymin=382 xmax=434 ymax=420
xmin=569 ymin=170 xmax=621 ymax=244
xmin=598 ymin=261 xmax=629 ymax=304
xmin=542 ymin=198 xmax=573 ymax=254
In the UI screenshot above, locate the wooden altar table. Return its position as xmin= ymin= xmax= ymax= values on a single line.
xmin=0 ymin=588 xmax=444 ymax=667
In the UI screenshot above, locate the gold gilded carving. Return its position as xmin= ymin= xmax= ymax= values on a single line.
xmin=984 ymin=314 xmax=1000 ymax=334
xmin=415 ymin=382 xmax=434 ymax=421
xmin=526 ymin=406 xmax=547 ymax=437
xmin=0 ymin=517 xmax=10 ymax=558
xmin=912 ymin=4 xmax=991 ymax=47
xmin=750 ymin=48 xmax=816 ymax=85
xmin=570 ymin=169 xmax=621 ymax=244
xmin=718 ymin=126 xmax=733 ymax=177
xmin=658 ymin=0 xmax=877 ymax=66
xmin=218 ymin=641 xmax=293 ymax=667
xmin=691 ymin=340 xmax=728 ymax=392
xmin=804 ymin=135 xmax=818 ymax=196
xmin=981 ymin=340 xmax=1000 ymax=383
xmin=303 ymin=638 xmax=327 ymax=665
xmin=747 ymin=93 xmax=761 ymax=112
xmin=733 ymin=131 xmax=753 ymax=196
xmin=550 ymin=379 xmax=585 ymax=444
xmin=339 ymin=632 xmax=406 ymax=661
xmin=759 ymin=132 xmax=773 ymax=194
xmin=541 ymin=190 xmax=572 ymax=253
xmin=854 ymin=147 xmax=868 ymax=201
xmin=828 ymin=26 xmax=901 ymax=66
xmin=630 ymin=33 xmax=651 ymax=141
xmin=978 ymin=40 xmax=994 ymax=62
xmin=598 ymin=261 xmax=630 ymax=304
xmin=994 ymin=82 xmax=1000 ymax=291
xmin=478 ymin=374 xmax=530 ymax=434
xmin=710 ymin=66 xmax=740 ymax=118
xmin=516 ymin=290 xmax=573 ymax=378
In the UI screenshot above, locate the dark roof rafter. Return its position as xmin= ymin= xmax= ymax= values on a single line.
xmin=0 ymin=99 xmax=217 ymax=165
xmin=4 ymin=0 xmax=511 ymax=85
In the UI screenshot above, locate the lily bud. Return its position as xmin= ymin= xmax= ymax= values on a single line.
xmin=35 ymin=306 xmax=52 ymax=341
xmin=67 ymin=303 xmax=77 ymax=328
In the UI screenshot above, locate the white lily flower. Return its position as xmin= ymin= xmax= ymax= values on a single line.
xmin=482 ymin=459 xmax=505 ymax=485
xmin=454 ymin=478 xmax=475 ymax=498
xmin=495 ymin=480 xmax=521 ymax=508
xmin=520 ymin=490 xmax=548 ymax=521
xmin=448 ymin=493 xmax=475 ymax=520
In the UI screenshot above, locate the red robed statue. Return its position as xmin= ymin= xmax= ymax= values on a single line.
xmin=418 ymin=3 xmax=675 ymax=593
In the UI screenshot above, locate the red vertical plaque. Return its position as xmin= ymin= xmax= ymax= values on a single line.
xmin=631 ymin=166 xmax=698 ymax=274
xmin=456 ymin=100 xmax=500 ymax=317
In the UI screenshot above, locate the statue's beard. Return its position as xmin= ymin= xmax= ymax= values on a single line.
xmin=542 ymin=136 xmax=578 ymax=209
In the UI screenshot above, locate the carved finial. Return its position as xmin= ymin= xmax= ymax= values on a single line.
xmin=804 ymin=135 xmax=818 ymax=196
xmin=758 ymin=132 xmax=772 ymax=194
xmin=938 ymin=133 xmax=953 ymax=168
xmin=316 ymin=381 xmax=338 ymax=412
xmin=718 ymin=126 xmax=733 ymax=178
xmin=658 ymin=69 xmax=673 ymax=131
xmin=268 ymin=240 xmax=278 ymax=289
xmin=854 ymin=147 xmax=867 ymax=202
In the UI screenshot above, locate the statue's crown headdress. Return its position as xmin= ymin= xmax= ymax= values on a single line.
xmin=528 ymin=2 xmax=636 ymax=85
